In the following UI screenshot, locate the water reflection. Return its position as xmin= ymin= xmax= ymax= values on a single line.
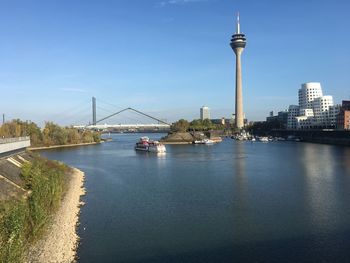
xmin=300 ymin=144 xmax=338 ymax=233
xmin=232 ymin=142 xmax=252 ymax=242
xmin=233 ymin=141 xmax=247 ymax=188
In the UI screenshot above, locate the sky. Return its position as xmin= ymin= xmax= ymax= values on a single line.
xmin=1 ymin=0 xmax=350 ymax=126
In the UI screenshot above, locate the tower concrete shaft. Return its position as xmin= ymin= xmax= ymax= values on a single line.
xmin=234 ymin=48 xmax=244 ymax=128
xmin=230 ymin=13 xmax=246 ymax=130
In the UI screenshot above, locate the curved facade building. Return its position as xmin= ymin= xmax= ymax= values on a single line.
xmin=287 ymin=82 xmax=339 ymax=129
xmin=298 ymin=82 xmax=323 ymax=109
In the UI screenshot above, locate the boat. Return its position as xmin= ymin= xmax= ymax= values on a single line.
xmin=258 ymin=136 xmax=269 ymax=142
xmin=193 ymin=139 xmax=214 ymax=144
xmin=135 ymin=137 xmax=166 ymax=153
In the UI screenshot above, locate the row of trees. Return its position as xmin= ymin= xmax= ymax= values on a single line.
xmin=245 ymin=119 xmax=286 ymax=136
xmin=170 ymin=119 xmax=226 ymax=132
xmin=0 ymin=120 xmax=101 ymax=147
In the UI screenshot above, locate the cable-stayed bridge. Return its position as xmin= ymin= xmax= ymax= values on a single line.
xmin=70 ymin=97 xmax=171 ymax=133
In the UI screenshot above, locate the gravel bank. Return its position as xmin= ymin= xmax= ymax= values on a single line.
xmin=27 ymin=168 xmax=85 ymax=263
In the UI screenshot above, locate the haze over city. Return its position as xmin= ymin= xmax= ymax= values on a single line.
xmin=1 ymin=0 xmax=350 ymax=126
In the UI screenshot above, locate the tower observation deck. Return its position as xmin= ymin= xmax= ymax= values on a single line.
xmin=230 ymin=13 xmax=247 ymax=130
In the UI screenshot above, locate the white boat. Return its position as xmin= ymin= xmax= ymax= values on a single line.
xmin=135 ymin=137 xmax=166 ymax=153
xmin=258 ymin=136 xmax=269 ymax=142
xmin=194 ymin=139 xmax=214 ymax=144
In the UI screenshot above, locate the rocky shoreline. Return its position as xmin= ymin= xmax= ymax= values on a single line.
xmin=26 ymin=168 xmax=85 ymax=263
xmin=160 ymin=131 xmax=223 ymax=144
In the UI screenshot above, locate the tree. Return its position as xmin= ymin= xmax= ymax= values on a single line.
xmin=1 ymin=119 xmax=101 ymax=146
xmin=42 ymin=122 xmax=67 ymax=146
xmin=189 ymin=119 xmax=203 ymax=131
xmin=67 ymin=128 xmax=81 ymax=144
xmin=170 ymin=119 xmax=190 ymax=132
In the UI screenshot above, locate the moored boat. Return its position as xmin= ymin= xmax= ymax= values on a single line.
xmin=193 ymin=139 xmax=214 ymax=144
xmin=135 ymin=137 xmax=166 ymax=153
xmin=258 ymin=136 xmax=269 ymax=142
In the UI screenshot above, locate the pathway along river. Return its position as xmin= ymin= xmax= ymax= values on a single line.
xmin=40 ymin=133 xmax=350 ymax=263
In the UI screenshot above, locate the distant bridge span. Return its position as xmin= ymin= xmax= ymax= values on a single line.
xmin=95 ymin=107 xmax=170 ymax=126
xmin=75 ymin=106 xmax=171 ymax=131
xmin=75 ymin=123 xmax=170 ymax=131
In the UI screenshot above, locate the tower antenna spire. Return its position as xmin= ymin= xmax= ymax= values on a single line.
xmin=236 ymin=12 xmax=240 ymax=34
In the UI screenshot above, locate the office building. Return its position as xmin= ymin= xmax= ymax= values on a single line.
xmin=200 ymin=106 xmax=210 ymax=120
xmin=337 ymin=100 xmax=350 ymax=129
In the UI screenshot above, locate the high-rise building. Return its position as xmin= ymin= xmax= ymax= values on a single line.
xmin=298 ymin=82 xmax=323 ymax=109
xmin=287 ymin=105 xmax=300 ymax=129
xmin=287 ymin=82 xmax=338 ymax=129
xmin=230 ymin=13 xmax=246 ymax=129
xmin=200 ymin=106 xmax=210 ymax=120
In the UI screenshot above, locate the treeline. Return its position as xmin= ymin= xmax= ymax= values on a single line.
xmin=170 ymin=119 xmax=226 ymax=132
xmin=246 ymin=119 xmax=285 ymax=136
xmin=0 ymin=120 xmax=100 ymax=147
xmin=0 ymin=156 xmax=67 ymax=263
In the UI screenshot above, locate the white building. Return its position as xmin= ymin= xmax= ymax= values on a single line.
xmin=200 ymin=106 xmax=210 ymax=120
xmin=312 ymin=95 xmax=334 ymax=126
xmin=287 ymin=105 xmax=300 ymax=129
xmin=287 ymin=82 xmax=338 ymax=129
xmin=298 ymin=82 xmax=323 ymax=109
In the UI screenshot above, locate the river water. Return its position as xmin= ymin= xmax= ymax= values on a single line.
xmin=40 ymin=133 xmax=350 ymax=263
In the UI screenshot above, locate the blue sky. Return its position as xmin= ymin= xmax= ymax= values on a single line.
xmin=1 ymin=0 xmax=350 ymax=126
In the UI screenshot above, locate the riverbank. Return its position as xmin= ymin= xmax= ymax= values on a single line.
xmin=26 ymin=167 xmax=85 ymax=263
xmin=162 ymin=141 xmax=192 ymax=145
xmin=268 ymin=129 xmax=350 ymax=146
xmin=28 ymin=141 xmax=101 ymax=151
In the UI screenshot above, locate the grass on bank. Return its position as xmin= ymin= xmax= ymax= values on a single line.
xmin=0 ymin=155 xmax=68 ymax=263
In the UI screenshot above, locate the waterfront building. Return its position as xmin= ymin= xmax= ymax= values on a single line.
xmin=230 ymin=13 xmax=246 ymax=129
xmin=337 ymin=100 xmax=350 ymax=129
xmin=266 ymin=110 xmax=288 ymax=128
xmin=298 ymin=82 xmax=323 ymax=109
xmin=277 ymin=111 xmax=288 ymax=128
xmin=200 ymin=106 xmax=210 ymax=120
xmin=312 ymin=95 xmax=334 ymax=126
xmin=328 ymin=104 xmax=341 ymax=127
xmin=288 ymin=82 xmax=338 ymax=129
xmin=287 ymin=105 xmax=300 ymax=129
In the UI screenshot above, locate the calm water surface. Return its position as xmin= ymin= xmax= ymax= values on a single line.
xmin=40 ymin=133 xmax=350 ymax=263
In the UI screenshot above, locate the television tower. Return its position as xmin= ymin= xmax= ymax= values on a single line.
xmin=230 ymin=13 xmax=246 ymax=129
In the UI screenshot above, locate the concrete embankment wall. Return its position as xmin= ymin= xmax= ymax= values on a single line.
xmin=0 ymin=137 xmax=31 ymax=155
xmin=0 ymin=152 xmax=33 ymax=201
xmin=270 ymin=130 xmax=350 ymax=146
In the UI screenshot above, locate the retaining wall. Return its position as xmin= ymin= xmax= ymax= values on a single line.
xmin=0 ymin=137 xmax=31 ymax=155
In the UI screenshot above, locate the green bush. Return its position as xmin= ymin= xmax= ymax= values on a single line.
xmin=0 ymin=157 xmax=67 ymax=263
xmin=0 ymin=200 xmax=28 ymax=263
